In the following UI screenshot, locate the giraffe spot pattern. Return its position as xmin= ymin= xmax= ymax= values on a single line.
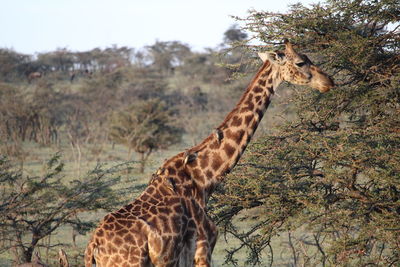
xmin=209 ymin=140 xmax=220 ymax=149
xmin=200 ymin=153 xmax=209 ymax=169
xmin=244 ymin=114 xmax=253 ymax=126
xmin=211 ymin=153 xmax=223 ymax=171
xmin=231 ymin=116 xmax=242 ymax=127
xmin=258 ymin=79 xmax=266 ymax=86
xmin=223 ymin=143 xmax=236 ymax=158
xmin=253 ymin=86 xmax=263 ymax=93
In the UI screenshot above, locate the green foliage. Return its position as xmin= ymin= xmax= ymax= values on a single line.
xmin=0 ymin=153 xmax=130 ymax=264
xmin=0 ymin=49 xmax=32 ymax=82
xmin=223 ymin=25 xmax=248 ymax=44
xmin=109 ymin=99 xmax=183 ymax=172
xmin=212 ymin=1 xmax=400 ymax=266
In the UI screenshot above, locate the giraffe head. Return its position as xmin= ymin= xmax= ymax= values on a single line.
xmin=258 ymin=40 xmax=334 ymax=92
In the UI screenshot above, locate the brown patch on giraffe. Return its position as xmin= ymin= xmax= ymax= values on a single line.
xmin=141 ymin=194 xmax=149 ymax=202
xmin=245 ymin=100 xmax=254 ymax=110
xmin=159 ymin=186 xmax=171 ymax=196
xmin=244 ymin=114 xmax=253 ymax=126
xmin=117 ymin=219 xmax=130 ymax=228
xmin=258 ymin=79 xmax=266 ymax=86
xmin=147 ymin=186 xmax=155 ymax=194
xmin=246 ymin=93 xmax=253 ymax=102
xmin=225 ymin=129 xmax=235 ymax=140
xmin=223 ymin=143 xmax=236 ymax=158
xmin=133 ymin=206 xmax=141 ymax=212
xmin=177 ymin=170 xmax=188 ymax=181
xmin=261 ymin=67 xmax=271 ymax=78
xmin=173 ymin=205 xmax=183 ymax=213
xmin=234 ymin=130 xmax=245 ymax=144
xmin=267 ymin=86 xmax=274 ymax=95
xmin=105 ymin=215 xmax=115 ymax=223
xmin=150 ymin=206 xmax=157 ymax=214
xmin=114 ymin=212 xmax=124 ymax=219
xmin=206 ymin=170 xmax=213 ymax=179
xmin=148 ymin=197 xmax=158 ymax=205
xmin=167 ymin=167 xmax=176 ymax=175
xmin=253 ymin=86 xmax=263 ymax=93
xmin=268 ymin=77 xmax=273 ymax=84
xmin=104 ymin=223 xmax=114 ymax=231
xmin=231 ymin=116 xmax=242 ymax=127
xmin=200 ymin=153 xmax=209 ymax=169
xmin=209 ymin=140 xmax=220 ymax=149
xmin=192 ymin=168 xmax=205 ymax=183
xmin=175 ymin=159 xmax=183 ymax=168
xmin=255 ymin=95 xmax=261 ymax=102
xmin=153 ymin=191 xmax=162 ymax=199
xmin=113 ymin=237 xmax=123 ymax=246
xmin=211 ymin=153 xmax=223 ymax=171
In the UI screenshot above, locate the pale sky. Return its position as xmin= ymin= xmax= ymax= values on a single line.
xmin=0 ymin=0 xmax=315 ymax=55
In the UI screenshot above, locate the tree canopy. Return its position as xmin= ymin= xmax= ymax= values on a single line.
xmin=0 ymin=154 xmax=131 ymax=265
xmin=212 ymin=0 xmax=400 ymax=266
xmin=109 ymin=99 xmax=183 ymax=173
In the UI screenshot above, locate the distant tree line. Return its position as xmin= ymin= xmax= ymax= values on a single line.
xmin=0 ymin=26 xmax=251 ymax=172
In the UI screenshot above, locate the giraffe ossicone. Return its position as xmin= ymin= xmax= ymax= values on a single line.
xmin=84 ymin=40 xmax=334 ymax=267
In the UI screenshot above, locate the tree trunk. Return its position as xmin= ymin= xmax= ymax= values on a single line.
xmin=139 ymin=149 xmax=152 ymax=174
xmin=139 ymin=152 xmax=145 ymax=173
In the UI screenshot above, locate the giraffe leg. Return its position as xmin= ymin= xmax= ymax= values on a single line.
xmin=148 ymin=232 xmax=184 ymax=267
xmin=194 ymin=218 xmax=218 ymax=267
xmin=194 ymin=240 xmax=211 ymax=267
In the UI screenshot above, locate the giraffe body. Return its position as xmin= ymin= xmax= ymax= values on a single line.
xmin=85 ymin=153 xmax=216 ymax=267
xmin=85 ymin=41 xmax=334 ymax=267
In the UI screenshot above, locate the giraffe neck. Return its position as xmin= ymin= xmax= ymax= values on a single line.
xmin=185 ymin=60 xmax=282 ymax=204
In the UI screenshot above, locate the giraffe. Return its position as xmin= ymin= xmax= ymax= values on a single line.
xmin=84 ymin=40 xmax=334 ymax=267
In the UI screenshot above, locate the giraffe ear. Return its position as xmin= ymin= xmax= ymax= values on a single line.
xmin=258 ymin=52 xmax=286 ymax=65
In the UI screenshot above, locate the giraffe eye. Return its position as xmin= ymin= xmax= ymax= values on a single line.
xmin=295 ymin=62 xmax=306 ymax=67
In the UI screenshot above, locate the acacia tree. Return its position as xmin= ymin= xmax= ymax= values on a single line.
xmin=109 ymin=99 xmax=182 ymax=173
xmin=211 ymin=1 xmax=400 ymax=266
xmin=0 ymin=154 xmax=130 ymax=265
